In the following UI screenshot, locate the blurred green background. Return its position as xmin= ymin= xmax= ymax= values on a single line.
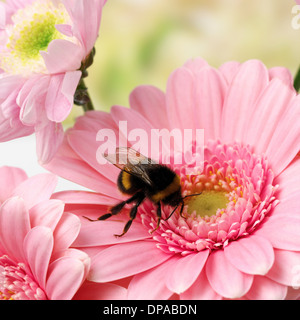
xmin=74 ymin=0 xmax=300 ymax=121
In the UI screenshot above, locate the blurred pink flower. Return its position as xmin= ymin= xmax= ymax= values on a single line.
xmin=0 ymin=166 xmax=126 ymax=300
xmin=0 ymin=0 xmax=107 ymax=164
xmin=46 ymin=58 xmax=300 ymax=299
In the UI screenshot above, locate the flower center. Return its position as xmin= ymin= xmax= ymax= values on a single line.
xmin=11 ymin=12 xmax=61 ymax=60
xmin=0 ymin=255 xmax=47 ymax=300
xmin=140 ymin=141 xmax=279 ymax=254
xmin=186 ymin=191 xmax=229 ymax=218
xmin=0 ymin=0 xmax=72 ymax=75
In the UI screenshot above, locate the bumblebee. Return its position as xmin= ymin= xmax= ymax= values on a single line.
xmin=84 ymin=147 xmax=200 ymax=237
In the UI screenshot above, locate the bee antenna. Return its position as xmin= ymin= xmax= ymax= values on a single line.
xmin=182 ymin=193 xmax=202 ymax=200
xmin=164 ymin=194 xmax=202 ymax=222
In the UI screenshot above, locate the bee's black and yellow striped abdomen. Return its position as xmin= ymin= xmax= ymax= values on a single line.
xmin=117 ymin=170 xmax=145 ymax=195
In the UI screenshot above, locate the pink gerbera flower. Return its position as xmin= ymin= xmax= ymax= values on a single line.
xmin=46 ymin=58 xmax=300 ymax=299
xmin=0 ymin=0 xmax=107 ymax=163
xmin=0 ymin=166 xmax=126 ymax=300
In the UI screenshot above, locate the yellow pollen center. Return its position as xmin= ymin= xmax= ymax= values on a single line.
xmin=9 ymin=12 xmax=62 ymax=60
xmin=186 ymin=191 xmax=229 ymax=218
xmin=0 ymin=290 xmax=14 ymax=300
xmin=1 ymin=1 xmax=72 ymax=75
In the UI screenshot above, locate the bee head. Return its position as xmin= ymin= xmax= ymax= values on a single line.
xmin=162 ymin=188 xmax=183 ymax=207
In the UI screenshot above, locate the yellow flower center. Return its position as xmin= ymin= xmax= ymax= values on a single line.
xmin=0 ymin=290 xmax=14 ymax=300
xmin=9 ymin=12 xmax=62 ymax=60
xmin=1 ymin=1 xmax=72 ymax=75
xmin=186 ymin=191 xmax=229 ymax=218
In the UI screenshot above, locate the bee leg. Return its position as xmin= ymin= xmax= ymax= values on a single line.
xmin=164 ymin=204 xmax=178 ymax=221
xmin=150 ymin=202 xmax=161 ymax=234
xmin=179 ymin=201 xmax=186 ymax=219
xmin=114 ymin=194 xmax=145 ymax=237
xmin=164 ymin=200 xmax=185 ymax=221
xmin=83 ymin=192 xmax=143 ymax=222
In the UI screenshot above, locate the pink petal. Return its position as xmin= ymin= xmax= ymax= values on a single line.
xmin=55 ymin=24 xmax=73 ymax=37
xmin=269 ymin=67 xmax=294 ymax=89
xmin=29 ymin=199 xmax=64 ymax=231
xmin=52 ymin=190 xmax=120 ymax=205
xmin=0 ymin=197 xmax=30 ymax=262
xmin=272 ymin=198 xmax=300 ymax=220
xmin=36 ymin=121 xmax=64 ymax=165
xmin=41 ymin=39 xmax=83 ymax=74
xmin=245 ymin=276 xmax=287 ymax=300
xmin=180 ymin=269 xmax=222 ymax=300
xmin=52 ymin=248 xmax=90 ymax=284
xmin=183 ymin=57 xmax=209 ymax=72
xmin=63 ymin=0 xmax=106 ymax=55
xmin=206 ymin=250 xmax=253 ymax=298
xmin=0 ymin=166 xmax=28 ymax=203
xmin=45 ymin=71 xmax=81 ymax=122
xmin=224 ymin=235 xmax=274 ymax=275
xmin=166 ymin=67 xmax=195 ymax=131
xmin=0 ymin=115 xmax=34 ymax=142
xmin=273 ymin=157 xmax=300 ymax=214
xmin=221 ymin=60 xmax=269 ymax=143
xmin=18 ymin=75 xmax=50 ymax=126
xmin=67 ymin=129 xmax=120 ymax=183
xmin=110 ymin=106 xmax=155 ymax=146
xmin=73 ymin=221 xmax=151 ymax=247
xmin=11 ymin=173 xmax=58 ymax=209
xmin=193 ymin=66 xmax=226 ymax=141
xmin=129 ymin=85 xmax=169 ymax=129
xmin=88 ymin=241 xmax=173 ymax=282
xmin=44 ymin=139 xmax=120 ymax=197
xmin=267 ymin=249 xmax=300 ymax=286
xmin=0 ymin=2 xmax=6 ymax=28
xmin=23 ymin=226 xmax=54 ymax=290
xmin=52 ymin=212 xmax=81 ymax=254
xmin=165 ymin=250 xmax=209 ymax=294
xmin=16 ymin=75 xmax=40 ymax=108
xmin=64 ymin=206 xmax=111 ymax=222
xmin=5 ymin=0 xmax=31 ymax=12
xmin=128 ymin=256 xmax=179 ymax=300
xmin=73 ymin=281 xmax=127 ymax=300
xmin=46 ymin=256 xmax=85 ymax=300
xmin=265 ymin=94 xmax=300 ymax=175
xmin=244 ymin=78 xmax=294 ymax=158
xmin=110 ymin=105 xmax=171 ymax=161
xmin=218 ymin=61 xmax=241 ymax=85
xmin=0 ymin=75 xmax=25 ymax=117
xmin=73 ymin=110 xmax=117 ymax=133
xmin=255 ymin=215 xmax=300 ymax=251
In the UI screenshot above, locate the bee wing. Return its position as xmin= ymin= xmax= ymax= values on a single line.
xmin=103 ymin=147 xmax=156 ymax=186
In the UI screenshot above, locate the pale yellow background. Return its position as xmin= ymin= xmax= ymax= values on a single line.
xmin=81 ymin=0 xmax=300 ymax=116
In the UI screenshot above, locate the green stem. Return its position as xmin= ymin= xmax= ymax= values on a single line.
xmin=294 ymin=65 xmax=300 ymax=92
xmin=73 ymin=47 xmax=96 ymax=112
xmin=74 ymin=77 xmax=95 ymax=112
xmin=74 ymin=48 xmax=97 ymax=112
